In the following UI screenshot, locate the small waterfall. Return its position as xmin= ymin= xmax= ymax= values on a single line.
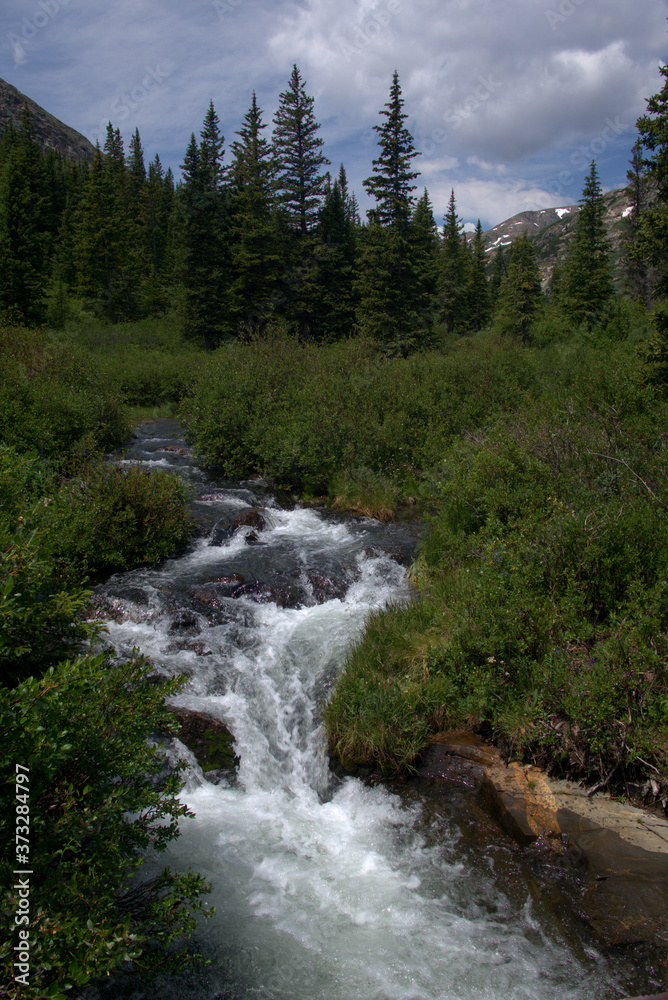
xmin=94 ymin=421 xmax=624 ymax=1000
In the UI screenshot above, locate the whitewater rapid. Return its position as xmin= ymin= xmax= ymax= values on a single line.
xmin=93 ymin=421 xmax=631 ymax=1000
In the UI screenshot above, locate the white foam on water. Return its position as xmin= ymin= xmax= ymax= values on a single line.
xmin=97 ymin=479 xmax=618 ymax=1000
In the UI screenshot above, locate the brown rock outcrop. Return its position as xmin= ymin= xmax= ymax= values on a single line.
xmin=418 ymin=732 xmax=668 ymax=949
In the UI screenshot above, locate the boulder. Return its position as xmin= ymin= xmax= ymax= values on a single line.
xmin=161 ymin=707 xmax=239 ymax=777
xmin=209 ymin=508 xmax=266 ymax=546
xmin=417 ymin=731 xmax=668 ymax=948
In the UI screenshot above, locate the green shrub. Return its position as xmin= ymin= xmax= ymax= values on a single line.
xmin=184 ymin=330 xmax=534 ymax=498
xmin=0 ymin=653 xmax=213 ymax=998
xmin=325 ymin=339 xmax=668 ymax=787
xmin=35 ymin=460 xmax=193 ymax=581
xmin=0 ymin=448 xmax=99 ymax=686
xmin=0 ymin=326 xmax=130 ymax=458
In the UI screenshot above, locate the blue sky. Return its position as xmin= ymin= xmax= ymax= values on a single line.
xmin=1 ymin=0 xmax=666 ymax=230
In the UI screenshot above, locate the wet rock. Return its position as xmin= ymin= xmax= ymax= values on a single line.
xmin=304 ymin=568 xmax=349 ymax=603
xmin=416 ymin=730 xmax=668 ymax=949
xmin=167 ymin=639 xmax=213 ymax=657
xmin=161 ymin=707 xmax=239 ymax=775
xmin=232 ymin=579 xmax=304 ymax=608
xmin=209 ymin=507 xmax=266 ymax=546
xmin=190 ymin=575 xmax=245 ymax=605
xmin=168 ymin=610 xmax=201 ymax=634
xmin=157 ymin=445 xmax=189 ymax=455
xmin=83 ymin=594 xmax=126 ymax=623
xmin=217 ymin=574 xmax=245 ymax=587
xmin=106 ymin=585 xmax=149 ymax=607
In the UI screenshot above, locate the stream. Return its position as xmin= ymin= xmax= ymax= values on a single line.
xmin=92 ymin=420 xmax=655 ymax=1000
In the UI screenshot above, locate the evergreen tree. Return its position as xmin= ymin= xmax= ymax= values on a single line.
xmin=357 ymin=73 xmax=433 ymax=352
xmin=139 ymin=154 xmax=174 ymax=312
xmin=488 ymin=244 xmax=509 ymax=310
xmin=356 ymin=220 xmax=436 ymax=354
xmin=623 ymin=139 xmax=654 ymax=305
xmin=438 ymin=189 xmax=470 ymax=334
xmin=272 ymin=66 xmax=329 ymax=338
xmin=178 ymin=103 xmax=230 ymax=348
xmin=0 ymin=105 xmax=51 ymax=324
xmin=559 ymin=161 xmax=613 ymax=328
xmin=199 ymin=100 xmax=226 ymax=192
xmin=363 ymin=71 xmax=420 ymax=226
xmin=273 ymin=65 xmax=329 ymax=234
xmin=127 ymin=127 xmax=146 ymax=215
xmin=314 ymin=177 xmax=357 ymax=340
xmin=411 ymin=188 xmax=440 ymax=303
xmin=632 ymin=61 xmax=668 ymax=382
xmin=633 ymin=65 xmax=668 ymax=300
xmin=494 ymin=233 xmax=543 ymax=344
xmin=468 ymin=219 xmax=490 ymax=331
xmin=636 ymin=62 xmax=668 ymax=202
xmin=72 ymin=125 xmax=137 ymax=321
xmin=228 ymin=92 xmax=282 ymax=335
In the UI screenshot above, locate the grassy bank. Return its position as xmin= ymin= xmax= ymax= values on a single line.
xmin=324 ymin=333 xmax=668 ymax=797
xmin=178 ymin=318 xmax=668 ymax=794
xmin=184 ymin=328 xmax=538 ymax=512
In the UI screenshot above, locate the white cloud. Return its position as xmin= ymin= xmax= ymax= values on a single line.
xmin=1 ymin=0 xmax=666 ymax=227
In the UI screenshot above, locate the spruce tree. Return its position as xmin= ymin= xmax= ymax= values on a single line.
xmin=228 ymin=92 xmax=282 ymax=335
xmin=488 ymin=244 xmax=509 ymax=310
xmin=127 ymin=127 xmax=146 ymax=215
xmin=468 ymin=219 xmax=490 ymax=331
xmin=272 ymin=66 xmax=329 ymax=338
xmin=632 ymin=61 xmax=668 ymax=382
xmin=559 ymin=161 xmax=613 ymax=328
xmin=139 ymin=154 xmax=174 ymax=312
xmin=362 ymin=71 xmax=420 ymax=226
xmin=623 ymin=139 xmax=654 ymax=304
xmin=314 ymin=177 xmax=357 ymax=340
xmin=178 ymin=103 xmax=230 ymax=348
xmin=199 ymin=100 xmax=226 ymax=192
xmin=411 ymin=188 xmax=440 ymax=303
xmin=273 ymin=65 xmax=329 ymax=234
xmin=494 ymin=233 xmax=543 ymax=344
xmin=636 ymin=62 xmax=668 ymax=202
xmin=72 ymin=125 xmax=137 ymax=321
xmin=0 ymin=105 xmax=51 ymax=323
xmin=439 ymin=189 xmax=470 ymax=334
xmin=357 ymin=73 xmax=434 ymax=352
xmin=633 ymin=65 xmax=668 ymax=300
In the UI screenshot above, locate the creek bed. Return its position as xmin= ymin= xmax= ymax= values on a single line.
xmin=90 ymin=420 xmax=661 ymax=1000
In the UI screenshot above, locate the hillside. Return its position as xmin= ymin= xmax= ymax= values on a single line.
xmin=482 ymin=186 xmax=635 ymax=286
xmin=0 ymin=77 xmax=96 ymax=162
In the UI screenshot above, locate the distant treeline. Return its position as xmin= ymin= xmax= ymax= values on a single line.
xmin=0 ymin=65 xmax=663 ymax=353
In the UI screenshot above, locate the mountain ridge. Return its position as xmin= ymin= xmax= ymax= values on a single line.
xmin=479 ymin=186 xmax=634 ymax=285
xmin=0 ymin=77 xmax=96 ymax=162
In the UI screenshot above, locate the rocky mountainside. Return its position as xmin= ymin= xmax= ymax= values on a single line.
xmin=481 ymin=186 xmax=635 ymax=286
xmin=0 ymin=77 xmax=96 ymax=162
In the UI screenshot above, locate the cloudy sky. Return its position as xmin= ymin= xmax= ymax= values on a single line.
xmin=1 ymin=0 xmax=666 ymax=229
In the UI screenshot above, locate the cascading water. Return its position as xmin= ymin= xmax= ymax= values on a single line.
xmin=93 ymin=421 xmax=640 ymax=1000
